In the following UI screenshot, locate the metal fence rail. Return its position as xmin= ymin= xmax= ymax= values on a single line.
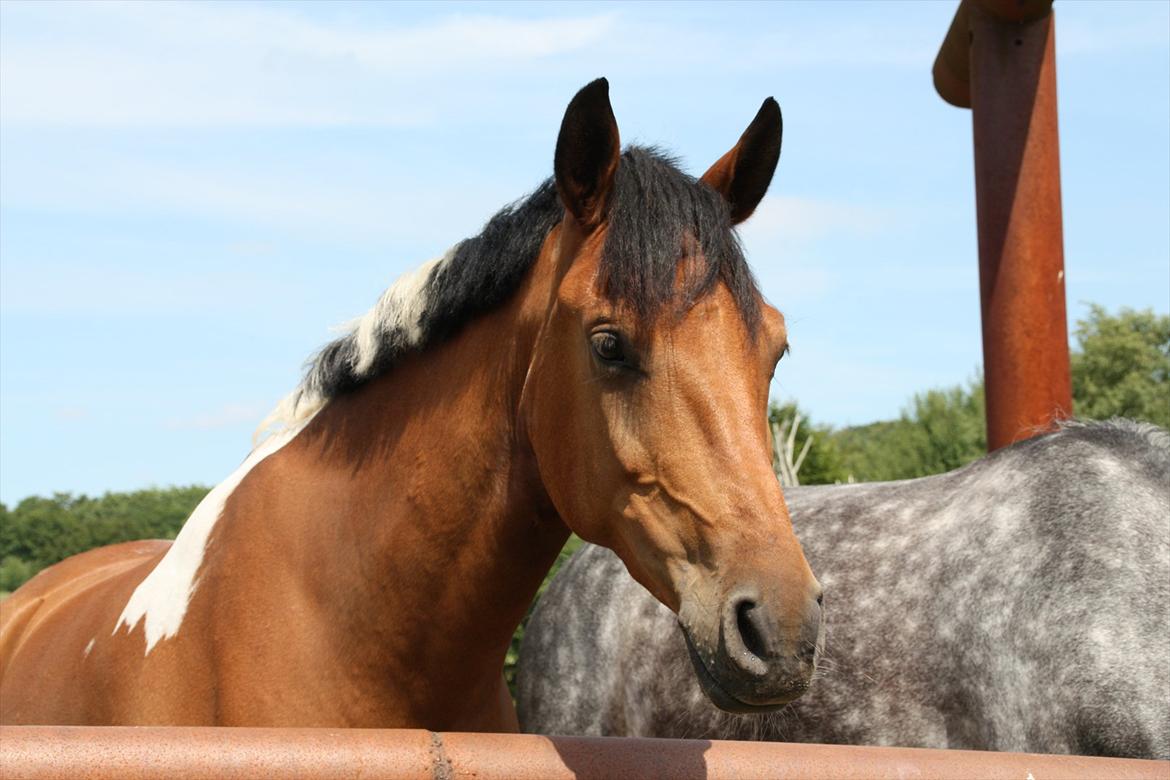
xmin=2 ymin=726 xmax=1167 ymax=780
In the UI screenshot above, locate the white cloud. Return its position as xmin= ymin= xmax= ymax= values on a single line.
xmin=720 ymin=24 xmax=939 ymax=70
xmin=55 ymin=406 xmax=90 ymax=422
xmin=0 ymin=144 xmax=496 ymax=246
xmin=0 ymin=2 xmax=616 ymax=128
xmin=0 ymin=262 xmax=307 ymax=317
xmin=740 ymin=195 xmax=899 ymax=244
xmin=733 ymin=196 xmax=908 ymax=310
xmin=165 ymin=402 xmax=268 ymax=431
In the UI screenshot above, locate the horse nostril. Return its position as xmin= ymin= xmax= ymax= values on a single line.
xmin=816 ymin=592 xmax=824 ymax=607
xmin=735 ymin=599 xmax=767 ymax=660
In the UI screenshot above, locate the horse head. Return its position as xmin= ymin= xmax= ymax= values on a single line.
xmin=521 ymin=79 xmax=823 ymax=712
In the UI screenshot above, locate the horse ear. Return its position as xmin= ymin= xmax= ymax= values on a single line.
xmin=555 ymin=78 xmax=621 ymax=229
xmin=700 ymin=98 xmax=782 ymax=225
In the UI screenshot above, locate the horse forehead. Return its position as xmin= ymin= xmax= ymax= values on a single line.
xmin=659 ymin=285 xmax=752 ymax=347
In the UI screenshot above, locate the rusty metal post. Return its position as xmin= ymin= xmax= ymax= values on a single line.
xmin=935 ymin=0 xmax=1073 ymax=451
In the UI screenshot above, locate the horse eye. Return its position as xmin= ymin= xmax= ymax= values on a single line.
xmin=590 ymin=332 xmax=624 ymax=364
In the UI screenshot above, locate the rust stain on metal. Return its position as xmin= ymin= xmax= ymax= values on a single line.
xmin=428 ymin=731 xmax=453 ymax=780
xmin=2 ymin=726 xmax=1168 ymax=780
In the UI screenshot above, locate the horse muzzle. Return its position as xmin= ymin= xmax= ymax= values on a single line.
xmin=679 ymin=584 xmax=823 ymax=713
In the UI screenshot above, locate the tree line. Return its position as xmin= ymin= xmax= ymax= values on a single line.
xmin=775 ymin=305 xmax=1169 ymax=485
xmin=0 ymin=487 xmax=209 ymax=591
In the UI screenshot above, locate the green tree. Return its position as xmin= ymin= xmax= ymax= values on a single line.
xmin=0 ymin=486 xmax=209 ymax=592
xmin=902 ymin=381 xmax=986 ymax=474
xmin=768 ymin=402 xmax=848 ymax=485
xmin=833 ymin=378 xmax=985 ymax=482
xmin=834 ymin=419 xmax=916 ymax=482
xmin=0 ymin=556 xmax=34 ymax=593
xmin=1072 ymin=305 xmax=1170 ymax=428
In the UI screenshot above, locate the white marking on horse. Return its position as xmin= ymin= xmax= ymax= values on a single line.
xmin=84 ymin=638 xmax=95 ymax=657
xmin=253 ymin=247 xmax=454 ymax=443
xmin=352 ymin=252 xmax=448 ymax=375
xmin=114 ymin=417 xmax=315 ymax=654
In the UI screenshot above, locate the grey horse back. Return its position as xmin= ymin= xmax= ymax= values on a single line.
xmin=516 ymin=420 xmax=1170 ymax=759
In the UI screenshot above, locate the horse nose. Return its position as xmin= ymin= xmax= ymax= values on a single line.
xmin=725 ymin=594 xmax=771 ymax=676
xmin=721 ymin=585 xmax=823 ymax=678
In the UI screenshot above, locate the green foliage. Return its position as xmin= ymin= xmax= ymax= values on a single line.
xmin=899 ymin=380 xmax=986 ymax=476
xmin=1072 ymin=305 xmax=1170 ymax=428
xmin=829 ymin=305 xmax=1167 ymax=481
xmin=832 ymin=378 xmax=986 ymax=482
xmin=0 ymin=556 xmax=35 ymax=593
xmin=768 ymin=402 xmax=848 ymax=485
xmin=833 ymin=419 xmax=917 ymax=482
xmin=0 ymin=486 xmax=209 ymax=591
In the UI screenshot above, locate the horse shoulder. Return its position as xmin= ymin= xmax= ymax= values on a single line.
xmin=0 ymin=540 xmax=171 ymax=723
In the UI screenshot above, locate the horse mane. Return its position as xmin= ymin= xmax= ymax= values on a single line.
xmin=257 ymin=146 xmax=761 ymax=441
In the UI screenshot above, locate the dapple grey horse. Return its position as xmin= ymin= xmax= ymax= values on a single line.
xmin=517 ymin=420 xmax=1170 ymax=759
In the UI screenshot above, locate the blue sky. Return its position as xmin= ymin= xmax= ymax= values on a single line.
xmin=1 ymin=1 xmax=1167 ymax=504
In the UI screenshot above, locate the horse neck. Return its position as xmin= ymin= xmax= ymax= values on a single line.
xmin=208 ymin=232 xmax=571 ymax=722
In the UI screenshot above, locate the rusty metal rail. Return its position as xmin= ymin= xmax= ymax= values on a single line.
xmin=1 ymin=726 xmax=1167 ymax=780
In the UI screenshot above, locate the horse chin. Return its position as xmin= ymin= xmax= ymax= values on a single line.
xmin=679 ymin=624 xmax=800 ymax=715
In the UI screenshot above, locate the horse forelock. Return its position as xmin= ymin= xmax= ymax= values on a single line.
xmin=601 ymin=147 xmax=761 ymax=333
xmin=258 ymin=147 xmax=762 ymax=439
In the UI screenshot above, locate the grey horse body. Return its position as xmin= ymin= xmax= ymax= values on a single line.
xmin=517 ymin=420 xmax=1170 ymax=759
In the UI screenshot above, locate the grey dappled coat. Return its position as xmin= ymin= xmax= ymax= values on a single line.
xmin=516 ymin=420 xmax=1170 ymax=759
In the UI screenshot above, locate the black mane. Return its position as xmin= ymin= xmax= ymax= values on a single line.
xmin=293 ymin=146 xmax=761 ymax=407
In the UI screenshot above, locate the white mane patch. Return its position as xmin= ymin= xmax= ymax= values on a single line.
xmin=352 ymin=253 xmax=447 ymax=375
xmin=114 ymin=415 xmax=316 ymax=654
xmin=254 ymin=247 xmax=454 ymax=443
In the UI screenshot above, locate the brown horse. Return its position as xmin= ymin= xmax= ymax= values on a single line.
xmin=0 ymin=79 xmax=822 ymax=730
